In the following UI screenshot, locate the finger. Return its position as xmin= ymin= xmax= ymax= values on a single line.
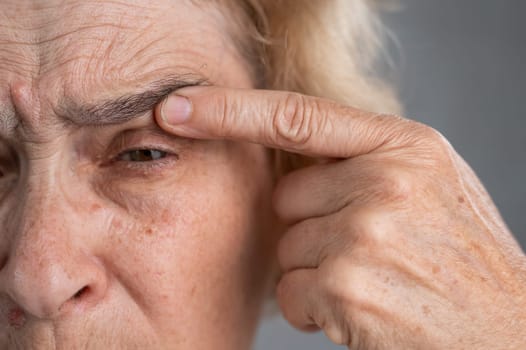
xmin=277 ymin=214 xmax=348 ymax=273
xmin=274 ymin=159 xmax=354 ymax=222
xmin=155 ymin=86 xmax=410 ymax=158
xmin=274 ymin=157 xmax=410 ymax=222
xmin=276 ymin=269 xmax=323 ymax=331
xmin=277 ymin=268 xmax=354 ymax=347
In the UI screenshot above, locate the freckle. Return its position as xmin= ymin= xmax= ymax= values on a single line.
xmin=432 ymin=265 xmax=441 ymax=274
xmin=161 ymin=209 xmax=168 ymax=221
xmin=90 ymin=203 xmax=102 ymax=212
xmin=458 ymin=196 xmax=465 ymax=203
xmin=422 ymin=305 xmax=431 ymax=316
xmin=113 ymin=219 xmax=123 ymax=229
xmin=7 ymin=308 xmax=26 ymax=328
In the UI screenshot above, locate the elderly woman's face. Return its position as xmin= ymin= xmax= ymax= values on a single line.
xmin=0 ymin=1 xmax=277 ymax=348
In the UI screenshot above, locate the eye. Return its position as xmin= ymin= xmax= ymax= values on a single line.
xmin=117 ymin=149 xmax=168 ymax=162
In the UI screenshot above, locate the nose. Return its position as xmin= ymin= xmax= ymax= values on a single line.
xmin=0 ymin=195 xmax=109 ymax=319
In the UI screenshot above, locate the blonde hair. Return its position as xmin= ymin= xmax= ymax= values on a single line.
xmin=214 ymin=0 xmax=402 ymax=170
xmin=222 ymin=0 xmax=401 ymax=111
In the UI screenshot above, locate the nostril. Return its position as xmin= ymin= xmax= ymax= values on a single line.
xmin=0 ymin=255 xmax=7 ymax=270
xmin=72 ymin=286 xmax=90 ymax=300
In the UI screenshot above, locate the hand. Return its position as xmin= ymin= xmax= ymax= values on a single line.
xmin=155 ymin=86 xmax=526 ymax=349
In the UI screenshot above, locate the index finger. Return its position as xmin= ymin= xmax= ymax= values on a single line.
xmin=155 ymin=86 xmax=405 ymax=158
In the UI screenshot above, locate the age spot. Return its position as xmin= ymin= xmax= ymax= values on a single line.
xmin=422 ymin=305 xmax=431 ymax=316
xmin=90 ymin=203 xmax=102 ymax=212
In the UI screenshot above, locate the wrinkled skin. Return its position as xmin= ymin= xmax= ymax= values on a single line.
xmin=0 ymin=1 xmax=278 ymax=349
xmin=157 ymin=85 xmax=526 ymax=350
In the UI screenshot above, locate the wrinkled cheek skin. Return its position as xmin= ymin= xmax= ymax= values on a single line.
xmin=0 ymin=146 xmax=273 ymax=349
xmin=86 ymin=148 xmax=272 ymax=348
xmin=0 ymin=194 xmax=166 ymax=348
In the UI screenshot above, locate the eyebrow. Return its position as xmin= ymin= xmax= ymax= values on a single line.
xmin=59 ymin=74 xmax=208 ymax=126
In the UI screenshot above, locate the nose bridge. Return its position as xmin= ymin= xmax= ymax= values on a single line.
xmin=14 ymin=162 xmax=74 ymax=246
xmin=17 ymin=144 xmax=81 ymax=230
xmin=1 ymin=174 xmax=108 ymax=319
xmin=13 ymin=183 xmax=75 ymax=269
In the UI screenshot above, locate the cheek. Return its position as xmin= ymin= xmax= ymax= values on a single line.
xmin=96 ymin=142 xmax=274 ymax=328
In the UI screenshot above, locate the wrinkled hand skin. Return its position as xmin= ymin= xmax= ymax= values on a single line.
xmin=157 ymin=87 xmax=526 ymax=349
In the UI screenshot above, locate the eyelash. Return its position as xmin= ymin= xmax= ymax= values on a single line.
xmin=107 ymin=144 xmax=180 ymax=174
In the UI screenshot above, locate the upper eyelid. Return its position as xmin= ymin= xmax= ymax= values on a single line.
xmin=102 ymin=130 xmax=187 ymax=163
xmin=107 ymin=128 xmax=165 ymax=150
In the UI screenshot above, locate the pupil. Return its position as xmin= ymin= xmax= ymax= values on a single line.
xmin=131 ymin=149 xmax=165 ymax=162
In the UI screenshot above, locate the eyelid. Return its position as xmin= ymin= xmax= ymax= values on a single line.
xmin=100 ymin=128 xmax=186 ymax=167
xmin=114 ymin=146 xmax=175 ymax=161
xmin=105 ymin=129 xmax=166 ymax=156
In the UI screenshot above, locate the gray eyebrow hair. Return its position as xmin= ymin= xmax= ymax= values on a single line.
xmin=61 ymin=74 xmax=208 ymax=126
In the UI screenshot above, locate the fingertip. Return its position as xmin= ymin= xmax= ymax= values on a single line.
xmin=158 ymin=93 xmax=193 ymax=126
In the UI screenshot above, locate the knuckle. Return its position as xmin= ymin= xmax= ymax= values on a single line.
xmin=213 ymin=91 xmax=234 ymax=136
xmin=320 ymin=257 xmax=364 ymax=306
xmin=275 ymin=274 xmax=290 ymax=304
xmin=344 ymin=207 xmax=391 ymax=249
xmin=352 ymin=167 xmax=416 ymax=205
xmin=324 ymin=324 xmax=349 ymax=346
xmin=272 ymin=92 xmax=316 ymax=148
xmin=414 ymin=124 xmax=453 ymax=158
xmin=376 ymin=167 xmax=414 ymax=202
xmin=275 ymin=272 xmax=308 ymax=326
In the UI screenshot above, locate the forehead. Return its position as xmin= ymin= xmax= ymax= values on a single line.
xmin=0 ymin=0 xmax=249 ymax=113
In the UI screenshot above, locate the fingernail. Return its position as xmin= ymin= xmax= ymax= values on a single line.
xmin=161 ymin=94 xmax=192 ymax=125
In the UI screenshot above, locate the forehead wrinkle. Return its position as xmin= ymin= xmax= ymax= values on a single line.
xmin=0 ymin=1 xmax=159 ymax=74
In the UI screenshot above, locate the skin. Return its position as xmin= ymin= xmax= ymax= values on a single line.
xmin=1 ymin=1 xmax=526 ymax=350
xmin=0 ymin=1 xmax=279 ymax=349
xmin=157 ymin=87 xmax=526 ymax=349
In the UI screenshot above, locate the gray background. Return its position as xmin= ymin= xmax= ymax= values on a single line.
xmin=254 ymin=1 xmax=526 ymax=349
